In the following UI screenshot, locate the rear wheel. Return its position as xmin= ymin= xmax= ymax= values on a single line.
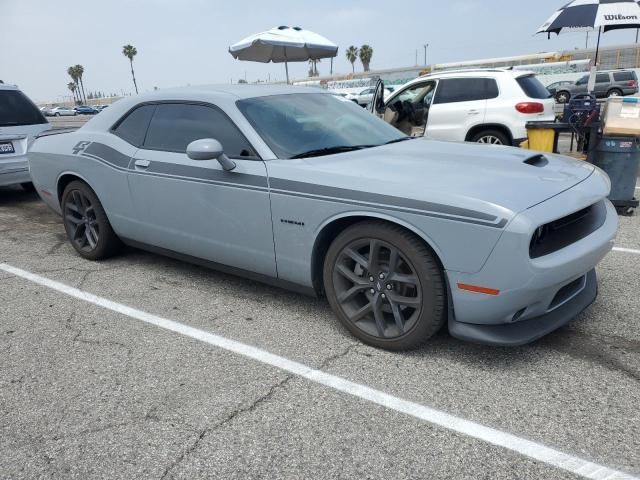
xmin=472 ymin=129 xmax=509 ymax=146
xmin=556 ymin=91 xmax=570 ymax=104
xmin=61 ymin=181 xmax=121 ymax=260
xmin=323 ymin=221 xmax=446 ymax=351
xmin=608 ymin=88 xmax=623 ymax=98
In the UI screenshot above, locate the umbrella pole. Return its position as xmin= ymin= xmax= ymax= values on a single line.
xmin=285 ymin=61 xmax=289 ymax=84
xmin=595 ymin=26 xmax=602 ymax=66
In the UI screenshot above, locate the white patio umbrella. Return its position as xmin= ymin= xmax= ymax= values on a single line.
xmin=229 ymin=26 xmax=338 ymax=83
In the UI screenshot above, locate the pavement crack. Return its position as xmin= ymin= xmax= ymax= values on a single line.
xmin=317 ymin=343 xmax=360 ymax=371
xmin=160 ymin=374 xmax=293 ymax=479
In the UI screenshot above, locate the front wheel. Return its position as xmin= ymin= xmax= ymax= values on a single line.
xmin=323 ymin=221 xmax=446 ymax=351
xmin=556 ymin=91 xmax=570 ymax=104
xmin=61 ymin=181 xmax=121 ymax=260
xmin=55 ymin=112 xmax=60 ymax=117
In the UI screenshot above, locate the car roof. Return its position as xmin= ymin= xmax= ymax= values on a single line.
xmin=134 ymin=84 xmax=324 ymax=102
xmin=398 ymin=68 xmax=533 ymax=89
xmin=0 ymin=83 xmax=20 ymax=91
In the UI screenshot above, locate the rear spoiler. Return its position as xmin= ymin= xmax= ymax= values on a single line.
xmin=36 ymin=127 xmax=79 ymax=138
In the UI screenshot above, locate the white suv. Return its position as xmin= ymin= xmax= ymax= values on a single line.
xmin=0 ymin=83 xmax=50 ymax=189
xmin=379 ymin=69 xmax=555 ymax=145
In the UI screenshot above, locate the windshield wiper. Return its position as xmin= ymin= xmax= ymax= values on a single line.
xmin=385 ymin=136 xmax=416 ymax=145
xmin=290 ymin=145 xmax=377 ymax=159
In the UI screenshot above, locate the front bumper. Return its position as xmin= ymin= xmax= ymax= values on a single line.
xmin=449 ymin=269 xmax=597 ymax=346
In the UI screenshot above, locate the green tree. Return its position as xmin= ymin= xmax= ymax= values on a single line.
xmin=122 ymin=44 xmax=139 ymax=94
xmin=359 ymin=45 xmax=373 ymax=72
xmin=345 ymin=46 xmax=359 ymax=73
xmin=74 ymin=64 xmax=87 ymax=103
xmin=66 ymin=66 xmax=82 ymax=103
xmin=67 ymin=82 xmax=79 ymax=104
xmin=307 ymin=58 xmax=321 ymax=77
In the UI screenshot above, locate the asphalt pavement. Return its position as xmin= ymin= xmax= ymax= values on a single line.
xmin=0 ymin=179 xmax=639 ymax=479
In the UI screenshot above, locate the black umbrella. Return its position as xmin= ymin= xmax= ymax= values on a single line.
xmin=537 ymin=0 xmax=640 ymax=76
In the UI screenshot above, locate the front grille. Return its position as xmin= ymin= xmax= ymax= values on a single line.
xmin=529 ymin=201 xmax=606 ymax=259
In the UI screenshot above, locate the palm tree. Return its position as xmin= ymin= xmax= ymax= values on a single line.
xmin=67 ymin=82 xmax=79 ymax=104
xmin=67 ymin=66 xmax=81 ymax=103
xmin=122 ymin=44 xmax=139 ymax=94
xmin=359 ymin=45 xmax=373 ymax=72
xmin=307 ymin=58 xmax=321 ymax=77
xmin=74 ymin=64 xmax=87 ymax=103
xmin=345 ymin=46 xmax=358 ymax=73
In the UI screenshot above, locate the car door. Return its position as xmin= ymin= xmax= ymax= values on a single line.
xmin=381 ymin=80 xmax=437 ymax=136
xmin=126 ymin=102 xmax=277 ymax=277
xmin=426 ymin=77 xmax=490 ymax=142
xmin=595 ymin=73 xmax=611 ymax=97
xmin=572 ymin=76 xmax=589 ymax=96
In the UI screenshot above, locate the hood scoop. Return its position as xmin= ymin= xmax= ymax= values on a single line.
xmin=523 ymin=154 xmax=549 ymax=168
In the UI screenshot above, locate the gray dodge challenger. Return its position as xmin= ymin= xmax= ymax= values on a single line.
xmin=28 ymin=85 xmax=618 ymax=350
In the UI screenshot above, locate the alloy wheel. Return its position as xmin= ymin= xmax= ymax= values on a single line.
xmin=64 ymin=189 xmax=100 ymax=252
xmin=332 ymin=238 xmax=423 ymax=339
xmin=477 ymin=135 xmax=504 ymax=145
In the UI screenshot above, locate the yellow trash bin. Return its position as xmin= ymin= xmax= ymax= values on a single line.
xmin=527 ymin=128 xmax=555 ymax=152
xmin=525 ymin=121 xmax=560 ymax=153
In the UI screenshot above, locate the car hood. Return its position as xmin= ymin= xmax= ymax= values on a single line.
xmin=271 ymin=139 xmax=595 ymax=222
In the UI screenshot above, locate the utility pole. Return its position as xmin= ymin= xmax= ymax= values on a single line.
xmin=586 ymin=32 xmax=589 ymax=49
xmin=424 ymin=44 xmax=428 ymax=65
xmin=636 ymin=28 xmax=639 ymax=43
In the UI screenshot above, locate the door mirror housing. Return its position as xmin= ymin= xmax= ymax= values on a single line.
xmin=186 ymin=138 xmax=236 ymax=171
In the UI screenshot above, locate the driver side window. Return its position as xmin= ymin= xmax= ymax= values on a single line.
xmin=385 ymin=81 xmax=436 ymax=136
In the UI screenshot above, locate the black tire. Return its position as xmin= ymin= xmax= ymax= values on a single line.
xmin=323 ymin=221 xmax=446 ymax=351
xmin=607 ymin=88 xmax=623 ymax=98
xmin=20 ymin=182 xmax=36 ymax=192
xmin=556 ymin=91 xmax=571 ymax=104
xmin=61 ymin=180 xmax=121 ymax=260
xmin=55 ymin=112 xmax=60 ymax=117
xmin=471 ymin=129 xmax=509 ymax=146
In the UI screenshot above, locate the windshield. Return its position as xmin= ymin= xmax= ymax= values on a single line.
xmin=0 ymin=90 xmax=47 ymax=127
xmin=237 ymin=93 xmax=405 ymax=159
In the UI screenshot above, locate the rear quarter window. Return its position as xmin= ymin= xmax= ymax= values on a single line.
xmin=0 ymin=90 xmax=47 ymax=127
xmin=613 ymin=71 xmax=636 ymax=82
xmin=516 ymin=75 xmax=552 ymax=99
xmin=112 ymin=104 xmax=156 ymax=147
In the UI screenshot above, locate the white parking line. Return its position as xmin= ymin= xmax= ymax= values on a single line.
xmin=0 ymin=262 xmax=637 ymax=480
xmin=613 ymin=247 xmax=640 ymax=255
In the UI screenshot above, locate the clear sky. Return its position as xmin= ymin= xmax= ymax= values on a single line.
xmin=2 ymin=0 xmax=639 ymax=102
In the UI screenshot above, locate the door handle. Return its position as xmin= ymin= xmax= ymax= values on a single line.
xmin=467 ymin=109 xmax=480 ymax=115
xmin=134 ymin=159 xmax=150 ymax=169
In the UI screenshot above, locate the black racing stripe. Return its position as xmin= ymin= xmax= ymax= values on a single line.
xmin=272 ymin=189 xmax=508 ymax=228
xmin=141 ymin=160 xmax=268 ymax=188
xmin=269 ymin=178 xmax=499 ymax=223
xmin=84 ymin=142 xmax=131 ymax=169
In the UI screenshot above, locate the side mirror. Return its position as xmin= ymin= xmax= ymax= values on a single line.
xmin=186 ymin=138 xmax=236 ymax=171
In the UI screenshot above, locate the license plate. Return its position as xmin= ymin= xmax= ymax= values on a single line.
xmin=0 ymin=142 xmax=15 ymax=154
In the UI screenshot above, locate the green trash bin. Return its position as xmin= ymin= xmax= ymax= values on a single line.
xmin=589 ymin=136 xmax=640 ymax=215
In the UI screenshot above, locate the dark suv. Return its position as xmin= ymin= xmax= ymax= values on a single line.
xmin=555 ymin=70 xmax=639 ymax=103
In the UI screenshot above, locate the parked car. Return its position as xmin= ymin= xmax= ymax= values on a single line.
xmin=0 ymin=83 xmax=50 ymax=189
xmin=48 ymin=106 xmax=77 ymax=117
xmin=75 ymin=105 xmax=99 ymax=115
xmin=545 ymin=80 xmax=575 ymax=101
xmin=377 ymin=69 xmax=556 ymax=145
xmin=554 ymin=70 xmax=639 ymax=103
xmin=346 ymin=86 xmax=393 ymax=107
xmin=28 ymin=85 xmax=617 ymax=350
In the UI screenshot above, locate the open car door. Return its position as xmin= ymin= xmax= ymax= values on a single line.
xmin=369 ymin=78 xmax=386 ymax=117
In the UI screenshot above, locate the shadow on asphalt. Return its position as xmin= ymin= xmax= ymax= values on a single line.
xmin=0 ymin=185 xmax=40 ymax=205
